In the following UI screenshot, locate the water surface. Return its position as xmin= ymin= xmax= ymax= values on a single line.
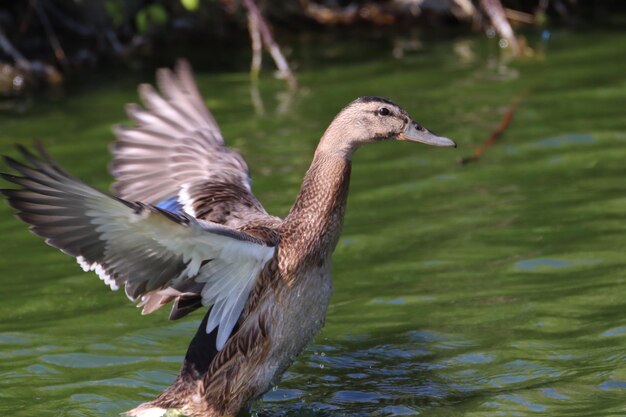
xmin=1 ymin=29 xmax=625 ymax=416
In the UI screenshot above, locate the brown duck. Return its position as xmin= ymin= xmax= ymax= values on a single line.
xmin=1 ymin=61 xmax=456 ymax=417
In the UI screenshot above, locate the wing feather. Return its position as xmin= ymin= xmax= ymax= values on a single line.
xmin=109 ymin=60 xmax=271 ymax=228
xmin=1 ymin=146 xmax=277 ymax=350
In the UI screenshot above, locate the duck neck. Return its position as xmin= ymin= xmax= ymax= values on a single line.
xmin=282 ymin=148 xmax=352 ymax=269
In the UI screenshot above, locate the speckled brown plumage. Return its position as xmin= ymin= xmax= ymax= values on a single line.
xmin=140 ymin=154 xmax=352 ymax=416
xmin=1 ymin=62 xmax=456 ymax=417
xmin=279 ymin=153 xmax=352 ymax=280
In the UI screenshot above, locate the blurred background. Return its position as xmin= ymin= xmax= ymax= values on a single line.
xmin=1 ymin=1 xmax=626 ymax=416
xmin=0 ymin=0 xmax=624 ymax=101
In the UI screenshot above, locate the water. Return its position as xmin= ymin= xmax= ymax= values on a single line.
xmin=1 ymin=29 xmax=626 ymax=416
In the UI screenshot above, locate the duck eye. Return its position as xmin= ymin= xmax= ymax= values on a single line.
xmin=378 ymin=107 xmax=390 ymax=116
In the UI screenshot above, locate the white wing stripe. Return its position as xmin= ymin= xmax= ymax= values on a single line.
xmin=3 ymin=148 xmax=276 ymax=351
xmin=178 ymin=184 xmax=196 ymax=217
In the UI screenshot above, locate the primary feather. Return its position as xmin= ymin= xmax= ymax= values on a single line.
xmin=1 ymin=145 xmax=276 ymax=350
xmin=110 ymin=60 xmax=254 ymax=219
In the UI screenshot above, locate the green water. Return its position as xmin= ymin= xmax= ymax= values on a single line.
xmin=1 ymin=29 xmax=626 ymax=416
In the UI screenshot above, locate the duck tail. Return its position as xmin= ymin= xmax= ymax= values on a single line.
xmin=123 ymin=403 xmax=168 ymax=417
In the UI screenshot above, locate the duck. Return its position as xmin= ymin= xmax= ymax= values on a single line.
xmin=0 ymin=60 xmax=456 ymax=417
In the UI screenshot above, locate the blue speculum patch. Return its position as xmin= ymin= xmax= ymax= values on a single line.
xmin=155 ymin=196 xmax=183 ymax=214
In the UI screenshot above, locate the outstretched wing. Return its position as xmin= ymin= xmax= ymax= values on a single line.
xmin=110 ymin=60 xmax=267 ymax=226
xmin=1 ymin=146 xmax=277 ymax=350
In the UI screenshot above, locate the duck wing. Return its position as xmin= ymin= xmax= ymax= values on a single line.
xmin=110 ymin=60 xmax=270 ymax=226
xmin=1 ymin=146 xmax=278 ymax=350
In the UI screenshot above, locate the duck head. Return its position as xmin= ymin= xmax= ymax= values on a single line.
xmin=318 ymin=96 xmax=456 ymax=159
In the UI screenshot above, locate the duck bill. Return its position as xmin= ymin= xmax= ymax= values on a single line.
xmin=398 ymin=122 xmax=457 ymax=148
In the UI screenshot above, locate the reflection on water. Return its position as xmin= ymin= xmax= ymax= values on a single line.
xmin=514 ymin=258 xmax=600 ymax=271
xmin=534 ymin=133 xmax=595 ymax=148
xmin=1 ymin=29 xmax=626 ymax=417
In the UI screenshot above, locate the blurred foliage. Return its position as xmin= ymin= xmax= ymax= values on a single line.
xmin=180 ymin=0 xmax=200 ymax=12
xmin=136 ymin=3 xmax=169 ymax=33
xmin=0 ymin=0 xmax=624 ymax=100
xmin=104 ymin=0 xmax=126 ymax=27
